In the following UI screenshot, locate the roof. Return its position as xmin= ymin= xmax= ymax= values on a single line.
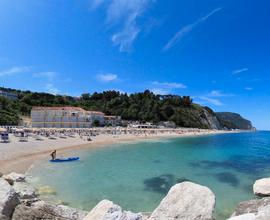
xmin=104 ymin=115 xmax=119 ymax=119
xmin=32 ymin=106 xmax=85 ymax=111
xmin=32 ymin=106 xmax=105 ymax=115
xmin=87 ymin=111 xmax=105 ymax=115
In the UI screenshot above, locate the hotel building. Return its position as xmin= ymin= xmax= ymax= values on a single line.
xmin=31 ymin=107 xmax=105 ymax=128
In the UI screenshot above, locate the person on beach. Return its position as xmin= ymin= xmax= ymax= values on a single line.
xmin=50 ymin=150 xmax=57 ymax=160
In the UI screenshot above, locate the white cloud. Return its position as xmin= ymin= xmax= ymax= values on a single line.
xmin=195 ymin=89 xmax=234 ymax=106
xmin=33 ymin=71 xmax=57 ymax=81
xmin=45 ymin=83 xmax=60 ymax=95
xmin=0 ymin=66 xmax=31 ymax=76
xmin=232 ymin=68 xmax=248 ymax=75
xmin=152 ymin=81 xmax=187 ymax=89
xmin=209 ymin=90 xmax=234 ymax=97
xmin=198 ymin=96 xmax=223 ymax=106
xmin=150 ymin=81 xmax=187 ymax=95
xmin=111 ymin=19 xmax=140 ymax=52
xmin=163 ymin=7 xmax=222 ymax=51
xmin=97 ymin=73 xmax=118 ymax=82
xmin=151 ymin=88 xmax=169 ymax=95
xmin=92 ymin=0 xmax=154 ymax=52
xmin=245 ymin=87 xmax=253 ymax=91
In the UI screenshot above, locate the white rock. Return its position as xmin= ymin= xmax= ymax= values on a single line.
xmin=149 ymin=182 xmax=215 ymax=220
xmin=229 ymin=201 xmax=270 ymax=220
xmin=0 ymin=178 xmax=20 ymax=220
xmin=253 ymin=178 xmax=270 ymax=197
xmin=83 ymin=200 xmax=143 ymax=220
xmin=13 ymin=182 xmax=37 ymax=200
xmin=255 ymin=204 xmax=270 ymax=220
xmin=12 ymin=200 xmax=87 ymax=220
xmin=227 ymin=213 xmax=256 ymax=220
xmin=3 ymin=172 xmax=26 ymax=185
xmin=84 ymin=200 xmax=114 ymax=220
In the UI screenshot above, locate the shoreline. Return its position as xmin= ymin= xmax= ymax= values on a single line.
xmin=0 ymin=129 xmax=241 ymax=174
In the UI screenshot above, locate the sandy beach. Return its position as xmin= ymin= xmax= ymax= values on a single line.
xmin=0 ymin=128 xmax=234 ymax=174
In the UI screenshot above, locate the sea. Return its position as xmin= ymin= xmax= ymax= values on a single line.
xmin=28 ymin=131 xmax=270 ymax=219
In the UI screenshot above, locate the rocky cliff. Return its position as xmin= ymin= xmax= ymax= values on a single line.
xmin=216 ymin=112 xmax=254 ymax=130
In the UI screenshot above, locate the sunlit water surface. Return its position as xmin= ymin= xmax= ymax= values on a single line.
xmin=28 ymin=131 xmax=270 ymax=219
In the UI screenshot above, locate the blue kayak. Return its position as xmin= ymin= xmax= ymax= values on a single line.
xmin=50 ymin=157 xmax=79 ymax=163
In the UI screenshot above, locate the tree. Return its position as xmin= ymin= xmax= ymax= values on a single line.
xmin=92 ymin=119 xmax=100 ymax=127
xmin=181 ymin=96 xmax=193 ymax=107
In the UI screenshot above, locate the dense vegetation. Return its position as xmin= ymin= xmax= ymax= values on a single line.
xmin=0 ymin=87 xmax=253 ymax=129
xmin=0 ymin=96 xmax=20 ymax=125
xmin=0 ymin=87 xmax=215 ymax=128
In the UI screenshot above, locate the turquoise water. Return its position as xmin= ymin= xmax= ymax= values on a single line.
xmin=28 ymin=131 xmax=270 ymax=219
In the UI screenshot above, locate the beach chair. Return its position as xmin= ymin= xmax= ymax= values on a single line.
xmin=35 ymin=135 xmax=44 ymax=141
xmin=1 ymin=132 xmax=10 ymax=143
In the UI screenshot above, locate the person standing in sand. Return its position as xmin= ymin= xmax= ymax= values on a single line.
xmin=50 ymin=150 xmax=57 ymax=160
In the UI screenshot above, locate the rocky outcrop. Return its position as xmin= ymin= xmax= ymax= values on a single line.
xmin=83 ymin=200 xmax=143 ymax=220
xmin=12 ymin=200 xmax=87 ymax=220
xmin=0 ymin=178 xmax=20 ymax=220
xmin=3 ymin=172 xmax=26 ymax=185
xmin=216 ymin=112 xmax=254 ymax=130
xmin=202 ymin=107 xmax=222 ymax=130
xmin=228 ymin=177 xmax=270 ymax=219
xmin=228 ymin=204 xmax=270 ymax=220
xmin=149 ymin=181 xmax=215 ymax=220
xmin=253 ymin=178 xmax=270 ymax=197
xmin=228 ymin=213 xmax=256 ymax=220
xmin=6 ymin=171 xmax=270 ymax=220
xmin=13 ymin=182 xmax=37 ymax=200
xmin=231 ymin=197 xmax=270 ymax=217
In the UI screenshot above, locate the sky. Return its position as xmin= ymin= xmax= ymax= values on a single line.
xmin=0 ymin=0 xmax=269 ymax=130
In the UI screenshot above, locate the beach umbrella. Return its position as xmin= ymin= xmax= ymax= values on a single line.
xmin=0 ymin=128 xmax=7 ymax=132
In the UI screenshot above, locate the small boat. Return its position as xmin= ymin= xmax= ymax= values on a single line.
xmin=50 ymin=157 xmax=80 ymax=163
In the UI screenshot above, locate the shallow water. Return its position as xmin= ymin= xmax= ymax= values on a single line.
xmin=28 ymin=131 xmax=270 ymax=219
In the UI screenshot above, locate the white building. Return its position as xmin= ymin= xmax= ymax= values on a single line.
xmin=31 ymin=107 xmax=105 ymax=128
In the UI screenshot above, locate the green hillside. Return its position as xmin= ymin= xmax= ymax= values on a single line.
xmin=0 ymin=87 xmax=253 ymax=130
xmin=216 ymin=112 xmax=254 ymax=130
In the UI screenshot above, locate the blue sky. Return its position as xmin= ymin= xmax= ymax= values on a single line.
xmin=0 ymin=0 xmax=269 ymax=130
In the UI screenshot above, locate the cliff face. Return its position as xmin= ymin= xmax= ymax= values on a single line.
xmin=215 ymin=112 xmax=254 ymax=130
xmin=179 ymin=108 xmax=254 ymax=131
xmin=171 ymin=104 xmax=221 ymax=129
xmin=171 ymin=105 xmax=222 ymax=130
xmin=202 ymin=108 xmax=222 ymax=130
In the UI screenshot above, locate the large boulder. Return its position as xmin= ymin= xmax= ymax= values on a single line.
xmin=232 ymin=198 xmax=270 ymax=216
xmin=83 ymin=200 xmax=143 ymax=220
xmin=0 ymin=178 xmax=20 ymax=220
xmin=12 ymin=200 xmax=87 ymax=220
xmin=3 ymin=173 xmax=26 ymax=185
xmin=13 ymin=182 xmax=37 ymax=200
xmin=228 ymin=213 xmax=256 ymax=220
xmin=253 ymin=178 xmax=270 ymax=197
xmin=228 ymin=204 xmax=270 ymax=220
xmin=149 ymin=182 xmax=215 ymax=220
